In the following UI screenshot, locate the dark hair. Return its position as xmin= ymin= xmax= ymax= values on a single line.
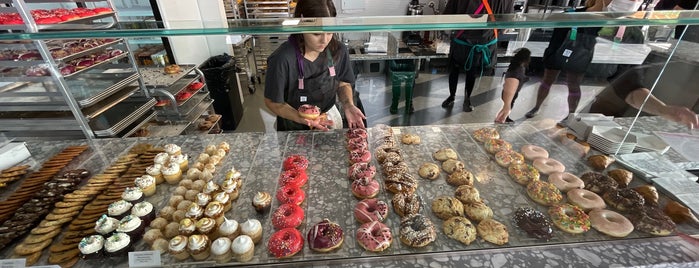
xmin=292 ymin=0 xmax=340 ymax=58
xmin=511 ymin=48 xmax=531 ymax=66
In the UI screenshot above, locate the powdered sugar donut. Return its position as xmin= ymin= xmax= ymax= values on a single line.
xmin=520 ymin=145 xmax=549 ymax=161
xmin=533 ymin=158 xmax=565 ymax=175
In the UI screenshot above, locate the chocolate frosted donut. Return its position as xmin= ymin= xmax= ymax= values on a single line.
xmin=629 ymin=206 xmax=676 ymax=236
xmin=513 ymin=207 xmax=553 ymax=241
xmin=385 ymin=173 xmax=418 ymax=194
xmin=399 ymin=214 xmax=437 ymax=248
xmin=392 ymin=192 xmax=422 ymax=218
xmin=602 ymin=188 xmax=645 ymax=212
xmin=581 ymin=172 xmax=618 ymax=194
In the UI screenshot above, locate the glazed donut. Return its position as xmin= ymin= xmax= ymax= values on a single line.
xmin=581 ymin=172 xmax=618 ymax=194
xmin=476 ymin=218 xmax=509 ymax=245
xmin=354 ymin=198 xmax=389 ymax=223
xmin=276 ymin=185 xmax=305 ymax=205
xmin=391 ymin=192 xmax=422 ymax=218
xmin=348 ymin=162 xmax=376 ymax=181
xmin=283 ymin=155 xmax=309 ymax=171
xmin=548 ymin=172 xmax=584 ymax=192
xmin=399 ymin=214 xmax=437 ymax=248
xmin=346 ymin=128 xmax=368 ymax=140
xmin=349 ymin=149 xmax=372 ymax=165
xmin=375 ymin=145 xmax=401 ymax=164
xmin=508 ymin=163 xmax=540 ymax=185
xmin=532 ymin=158 xmax=565 ymax=175
xmin=441 ymin=159 xmax=465 ymax=174
xmin=417 ymin=163 xmax=440 ymax=180
xmin=494 ymin=150 xmax=524 ymax=167
xmin=602 ymin=188 xmax=645 ymax=212
xmin=567 ymin=189 xmax=605 ymax=211
xmin=268 ymin=228 xmax=303 ymax=258
xmin=272 ymin=203 xmax=304 ymax=229
xmin=382 ymin=161 xmax=409 ymax=176
xmin=463 ymin=201 xmax=494 ymax=222
xmin=548 ymin=204 xmax=591 ymax=234
xmin=629 ymin=205 xmax=676 ymax=236
xmin=347 ymin=137 xmax=368 ymax=151
xmin=384 ymin=173 xmax=418 ymax=194
xmin=307 ymin=219 xmax=344 ymax=252
xmin=588 ymin=209 xmax=634 ymax=238
xmin=400 ymin=133 xmax=421 ymax=145
xmin=484 ymin=138 xmax=512 ymax=154
xmin=526 ymin=180 xmax=563 ymax=206
xmin=520 ymin=145 xmax=549 ymax=161
xmin=473 ymin=127 xmax=500 ymax=142
xmin=356 ymin=221 xmax=392 ymax=252
xmin=446 ymin=168 xmax=475 ymax=187
xmin=298 ymin=104 xmax=321 ymax=120
xmin=431 ymin=196 xmax=464 ymax=220
xmin=432 ymin=148 xmax=458 ymax=161
xmin=351 ymin=177 xmax=380 ymax=199
xmin=279 ymin=169 xmax=308 ymax=188
xmin=513 ymin=207 xmax=553 ymax=241
xmin=454 ymin=184 xmax=481 ymax=204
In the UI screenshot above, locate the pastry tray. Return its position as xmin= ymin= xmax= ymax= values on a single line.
xmin=91 ymin=98 xmax=155 ymax=137
xmin=139 ymin=65 xmax=197 ymax=88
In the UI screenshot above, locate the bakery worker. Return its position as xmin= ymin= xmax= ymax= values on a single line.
xmin=264 ymin=0 xmax=366 ymax=131
xmin=586 ymin=62 xmax=699 ymax=129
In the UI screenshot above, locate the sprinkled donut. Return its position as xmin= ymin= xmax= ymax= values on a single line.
xmin=520 ymin=145 xmax=549 ymax=161
xmin=275 ymin=185 xmax=305 ymax=205
xmin=283 ymin=155 xmax=309 ymax=171
xmin=473 ymin=127 xmax=500 ymax=142
xmin=508 ymin=163 xmax=540 ymax=185
xmin=548 ymin=172 xmax=584 ymax=192
xmin=349 ymin=149 xmax=372 ymax=165
xmin=548 ymin=204 xmax=591 ymax=234
xmin=399 ymin=214 xmax=436 ymax=248
xmin=268 ymin=228 xmax=303 ymax=258
xmin=279 ymin=168 xmax=308 ymax=188
xmin=532 ymin=158 xmax=565 ymax=175
xmin=272 ymin=203 xmax=304 ymax=229
xmin=356 ymin=221 xmax=392 ymax=252
xmin=348 ymin=162 xmax=376 ymax=181
xmin=351 ymin=177 xmax=380 ymax=199
xmin=484 ymin=138 xmax=512 ymax=154
xmin=526 ymin=180 xmax=563 ymax=206
xmin=354 ymin=198 xmax=389 ymax=223
xmin=391 ymin=192 xmax=422 ymax=218
xmin=566 ymin=188 xmax=605 ymax=211
xmin=588 ymin=209 xmax=634 ymax=238
xmin=494 ymin=149 xmax=524 ymax=167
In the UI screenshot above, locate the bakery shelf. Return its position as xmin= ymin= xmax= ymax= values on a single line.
xmin=0 ymin=60 xmax=45 ymax=67
xmin=184 ymin=114 xmax=221 ymax=135
xmin=62 ymin=51 xmax=129 ymax=78
xmin=81 ymin=84 xmax=139 ymax=120
xmin=151 ymin=73 xmax=202 ymax=98
xmin=183 ymin=99 xmax=214 ymax=123
xmin=91 ymin=97 xmax=155 ymax=137
xmin=117 ymin=110 xmax=156 ymax=138
xmin=139 ymin=64 xmax=198 ymax=88
xmin=53 ymin=38 xmax=124 ymax=62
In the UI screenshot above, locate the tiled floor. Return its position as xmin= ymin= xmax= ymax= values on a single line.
xmin=233 ymin=68 xmax=608 ymax=133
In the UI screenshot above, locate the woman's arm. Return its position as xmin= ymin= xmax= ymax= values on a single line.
xmin=264 ymin=98 xmax=332 ymax=130
xmin=337 ymin=81 xmax=366 ymax=129
xmin=494 ymin=77 xmax=519 ymax=123
xmin=625 ymin=87 xmax=699 ymax=129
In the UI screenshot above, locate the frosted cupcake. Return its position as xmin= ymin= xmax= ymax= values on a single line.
xmin=196 ymin=217 xmax=217 ymax=236
xmin=240 ymin=219 xmax=262 ymax=244
xmin=122 ymin=187 xmax=144 ymax=204
xmin=145 ymin=164 xmax=164 ymax=184
xmin=105 ymin=232 xmax=132 ymax=257
xmin=116 ymin=215 xmax=144 ymax=237
xmin=187 ymin=234 xmax=211 ymax=261
xmin=205 ymin=201 xmax=225 ymax=225
xmin=218 ymin=217 xmax=239 ymax=240
xmin=225 ymin=167 xmax=241 ymax=180
xmin=221 ymin=178 xmax=240 ymax=200
xmin=135 ymin=175 xmax=157 ymax=196
xmin=202 ymin=181 xmax=219 ymax=195
xmin=211 ymin=237 xmax=233 ymax=264
xmin=107 ymin=200 xmax=132 ymax=220
xmin=79 ymin=235 xmax=105 ymax=259
xmin=164 ymin=143 xmax=181 ymax=156
xmin=213 ymin=192 xmax=232 ymax=212
xmin=170 ymin=154 xmax=189 ymax=171
xmin=95 ymin=214 xmax=120 ymax=236
xmin=231 ymin=235 xmax=254 ymax=262
xmin=162 ymin=162 xmax=182 ymax=184
xmin=131 ymin=201 xmax=156 ymax=225
xmin=196 ymin=193 xmax=212 ymax=207
xmin=252 ymin=192 xmax=272 ymax=213
xmin=154 ymin=152 xmax=170 ymax=165
xmin=168 ymin=235 xmax=189 ymax=261
xmin=179 ymin=218 xmax=196 ymax=236
xmin=185 ymin=203 xmax=204 ymax=220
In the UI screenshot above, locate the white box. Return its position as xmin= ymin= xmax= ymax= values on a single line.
xmin=0 ymin=142 xmax=31 ymax=170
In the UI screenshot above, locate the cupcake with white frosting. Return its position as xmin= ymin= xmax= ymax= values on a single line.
xmin=131 ymin=201 xmax=155 ymax=225
xmin=154 ymin=152 xmax=170 ymax=165
xmin=107 ymin=200 xmax=132 ymax=220
xmin=187 ymin=234 xmax=211 ymax=261
xmin=170 ymin=154 xmax=189 ymax=171
xmin=135 ymin=175 xmax=157 ymax=196
xmin=105 ymin=232 xmax=132 ymax=257
xmin=145 ymin=164 xmax=163 ymax=184
xmin=211 ymin=237 xmax=233 ymax=264
xmin=79 ymin=235 xmax=105 ymax=259
xmin=240 ymin=219 xmax=262 ymax=244
xmin=168 ymin=235 xmax=189 ymax=260
xmin=164 ymin=143 xmax=181 ymax=156
xmin=116 ymin=215 xmax=144 ymax=237
xmin=231 ymin=235 xmax=254 ymax=262
xmin=162 ymin=162 xmax=182 ymax=184
xmin=95 ymin=214 xmax=120 ymax=236
xmin=121 ymin=187 xmax=144 ymax=204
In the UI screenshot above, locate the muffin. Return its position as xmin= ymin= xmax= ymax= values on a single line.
xmin=172 ymin=210 xmax=187 ymax=223
xmin=79 ymin=235 xmax=105 ymax=259
xmin=104 ymin=232 xmax=133 ymax=257
xmin=168 ymin=235 xmax=190 ymax=260
xmin=116 ymin=215 xmax=144 ymax=237
xmin=164 ymin=143 xmax=181 ymax=156
xmin=174 ymin=186 xmax=188 ymax=196
xmin=185 ymin=203 xmax=204 ymax=220
xmin=131 ymin=201 xmax=156 ymax=225
xmin=185 ymin=190 xmax=199 ymax=201
xmin=211 ymin=237 xmax=233 ymax=264
xmin=191 ymin=180 xmax=206 ymax=191
xmin=220 ymin=178 xmax=240 ymax=200
xmin=196 ymin=217 xmax=217 ymax=236
xmin=177 ymin=200 xmax=194 ymax=211
xmin=135 ymin=175 xmax=157 ymax=196
xmin=146 ymin=164 xmax=164 ymax=184
xmin=162 ymin=163 xmax=182 ymax=184
xmin=143 ymin=228 xmax=164 ymax=246
xmin=179 ymin=179 xmax=194 ymax=190
xmin=179 ymin=218 xmax=196 ymax=236
xmin=240 ymin=219 xmax=262 ymax=244
xmin=202 ymin=181 xmax=219 ymax=195
xmin=218 ymin=217 xmax=240 ymax=240
xmin=196 ymin=193 xmax=212 ymax=207
xmin=187 ymin=234 xmax=211 ymax=261
xmin=205 ymin=201 xmax=225 ymax=225
xmin=168 ymin=195 xmax=185 ymax=207
xmin=252 ymin=192 xmax=272 ymax=213
xmin=170 ymin=154 xmax=189 ymax=171
xmin=154 ymin=152 xmax=170 ymax=165
xmin=95 ymin=214 xmax=120 ymax=236
xmin=213 ymin=192 xmax=232 ymax=212
xmin=107 ymin=200 xmax=132 ymax=220
xmin=231 ymin=235 xmax=254 ymax=262
xmin=122 ymin=187 xmax=144 ymax=204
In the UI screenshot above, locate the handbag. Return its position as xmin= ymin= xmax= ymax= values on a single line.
xmin=552 ymin=27 xmax=596 ymax=73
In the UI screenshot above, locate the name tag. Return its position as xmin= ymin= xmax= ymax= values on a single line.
xmin=562 ymin=49 xmax=573 ymax=58
xmin=128 ymin=251 xmax=161 ymax=267
xmin=300 ymin=96 xmax=307 ymax=102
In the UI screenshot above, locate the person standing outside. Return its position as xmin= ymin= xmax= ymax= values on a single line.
xmin=441 ymin=0 xmax=514 ymax=112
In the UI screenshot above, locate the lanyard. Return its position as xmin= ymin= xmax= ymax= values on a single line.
xmin=288 ymin=35 xmax=336 ymax=90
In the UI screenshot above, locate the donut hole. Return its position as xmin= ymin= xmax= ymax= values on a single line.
xmin=366 ymin=207 xmax=376 ymax=213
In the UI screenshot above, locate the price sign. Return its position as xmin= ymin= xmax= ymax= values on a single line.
xmin=128 ymin=251 xmax=161 ymax=267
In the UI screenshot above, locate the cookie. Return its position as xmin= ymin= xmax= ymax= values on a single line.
xmin=13 ymin=239 xmax=52 ymax=255
xmin=30 ymin=225 xmax=61 ymax=235
xmin=48 ymin=248 xmax=79 ymax=264
xmin=23 ymin=229 xmax=61 ymax=244
xmin=45 ymin=211 xmax=79 ymax=221
xmin=22 ymin=251 xmax=42 ymax=266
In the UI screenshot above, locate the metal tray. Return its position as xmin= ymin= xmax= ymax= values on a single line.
xmin=91 ymin=98 xmax=155 ymax=136
xmin=81 ymin=85 xmax=139 ymax=120
xmin=69 ymin=72 xmax=140 ymax=107
xmin=118 ymin=110 xmax=156 ymax=138
xmin=140 ymin=65 xmax=197 ymax=88
xmin=0 ymin=12 xmax=117 ymax=31
xmin=55 ymin=38 xmax=124 ymax=62
xmin=63 ymin=52 xmax=130 ymax=78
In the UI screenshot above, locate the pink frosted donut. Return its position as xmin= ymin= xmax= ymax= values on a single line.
xmin=589 ymin=209 xmax=634 ymax=238
xmin=356 ymin=221 xmax=392 ymax=252
xmin=533 ymin=158 xmax=565 ymax=175
xmin=351 ymin=177 xmax=380 ymax=199
xmin=520 ymin=145 xmax=549 ymax=161
xmin=567 ymin=188 xmax=606 ymax=211
xmin=348 ymin=162 xmax=376 ymax=181
xmin=548 ymin=172 xmax=584 ymax=192
xmin=354 ymin=198 xmax=388 ymax=223
xmin=347 ymin=137 xmax=368 ymax=151
xmin=272 ymin=203 xmax=304 ymax=229
xmin=346 ymin=128 xmax=368 ymax=140
xmin=349 ymin=149 xmax=372 ymax=165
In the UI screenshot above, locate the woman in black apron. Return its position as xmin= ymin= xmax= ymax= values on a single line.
xmin=263 ymin=0 xmax=366 ymax=131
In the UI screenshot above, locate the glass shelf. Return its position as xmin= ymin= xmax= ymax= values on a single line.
xmin=2 ymin=11 xmax=699 ymax=40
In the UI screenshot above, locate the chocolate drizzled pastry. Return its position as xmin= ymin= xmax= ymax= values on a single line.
xmin=513 ymin=207 xmax=553 ymax=241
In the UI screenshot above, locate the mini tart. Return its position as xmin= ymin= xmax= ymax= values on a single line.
xmin=221 ymin=178 xmax=241 ymax=200
xmin=196 ymin=192 xmax=212 ymax=207
xmin=213 ymin=192 xmax=232 ymax=212
xmin=196 ymin=217 xmax=217 ymax=235
xmin=240 ymin=219 xmax=262 ymax=244
xmin=95 ymin=214 xmax=120 ymax=235
xmin=226 ymin=167 xmax=242 ymax=180
xmin=79 ymin=235 xmax=105 ymax=259
xmin=185 ymin=203 xmax=204 ymax=220
xmin=231 ymin=235 xmax=255 ymax=262
xmin=104 ymin=232 xmax=132 ymax=257
xmin=116 ymin=215 xmax=144 ymax=237
xmin=168 ymin=235 xmax=189 ymax=261
xmin=211 ymin=237 xmax=233 ymax=263
xmin=218 ymin=217 xmax=240 ymax=239
xmin=203 ymin=180 xmax=220 ymax=195
xmin=187 ymin=234 xmax=211 ymax=261
xmin=122 ymin=187 xmax=144 ymax=204
xmin=107 ymin=200 xmax=133 ymax=220
xmin=205 ymin=201 xmax=225 ymax=225
xmin=179 ymin=218 xmax=197 ymax=235
xmin=252 ymin=191 xmax=272 ymax=213
xmin=131 ymin=201 xmax=156 ymax=225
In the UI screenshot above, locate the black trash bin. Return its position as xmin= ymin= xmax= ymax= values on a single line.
xmin=200 ymin=54 xmax=243 ymax=131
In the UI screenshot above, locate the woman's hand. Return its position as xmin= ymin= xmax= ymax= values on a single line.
xmin=305 ymin=113 xmax=334 ymax=131
xmin=662 ymin=105 xmax=699 ymax=130
xmin=494 ymin=107 xmax=511 ymax=123
xmin=344 ymin=105 xmax=366 ymax=129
